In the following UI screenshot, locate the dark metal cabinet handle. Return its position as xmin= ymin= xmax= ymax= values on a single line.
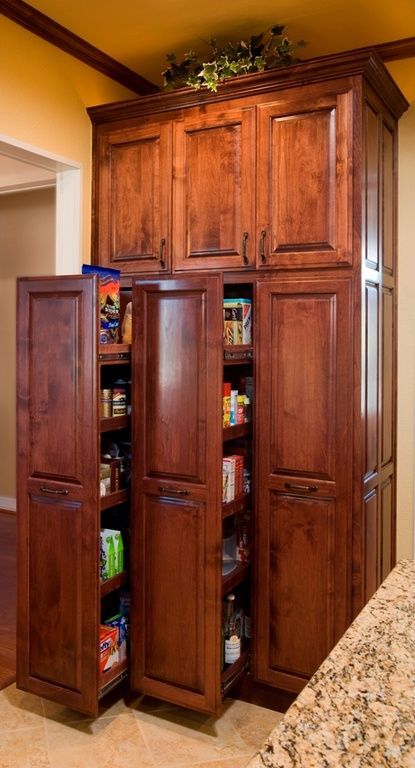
xmin=159 ymin=238 xmax=166 ymax=269
xmin=159 ymin=487 xmax=190 ymax=495
xmin=285 ymin=483 xmax=318 ymax=492
xmin=242 ymin=231 xmax=249 ymax=265
xmin=260 ymin=230 xmax=267 ymax=264
xmin=40 ymin=486 xmax=69 ymax=495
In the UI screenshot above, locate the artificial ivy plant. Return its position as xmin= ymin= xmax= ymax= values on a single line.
xmin=162 ymin=25 xmax=306 ymax=92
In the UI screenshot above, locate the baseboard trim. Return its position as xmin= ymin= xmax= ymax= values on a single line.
xmin=0 ymin=497 xmax=16 ymax=513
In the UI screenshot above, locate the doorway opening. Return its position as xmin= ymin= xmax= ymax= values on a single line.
xmin=0 ymin=135 xmax=83 ymax=513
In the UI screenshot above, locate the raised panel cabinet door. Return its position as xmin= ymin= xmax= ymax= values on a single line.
xmin=131 ymin=274 xmax=223 ymax=714
xmin=16 ymin=276 xmax=99 ymax=716
xmin=95 ymin=121 xmax=172 ymax=273
xmin=254 ymin=276 xmax=353 ymax=692
xmin=256 ymin=87 xmax=353 ymax=269
xmin=172 ymin=108 xmax=255 ymax=271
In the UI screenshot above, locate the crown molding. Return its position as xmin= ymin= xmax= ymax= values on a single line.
xmin=88 ymin=48 xmax=408 ymax=125
xmin=374 ymin=36 xmax=415 ymax=62
xmin=0 ymin=0 xmax=158 ymax=95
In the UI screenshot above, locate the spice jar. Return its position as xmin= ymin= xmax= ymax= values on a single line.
xmin=112 ymin=385 xmax=126 ymax=416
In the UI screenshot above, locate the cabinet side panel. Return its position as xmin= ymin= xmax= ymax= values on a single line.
xmin=364 ymin=104 xmax=380 ymax=270
xmin=382 ymin=288 xmax=394 ymax=467
xmin=28 ymin=293 xmax=85 ymax=483
xmin=16 ymin=276 xmax=98 ymax=716
xmin=145 ymin=291 xmax=207 ymax=483
xmin=27 ymin=495 xmax=83 ymax=690
xmin=381 ymin=478 xmax=393 ymax=582
xmin=364 ymin=282 xmax=379 ymax=481
xmin=268 ymin=493 xmax=335 ymax=677
xmin=364 ymin=489 xmax=379 ymax=602
xmin=143 ymin=495 xmax=205 ymax=691
xmin=382 ymin=123 xmax=394 ymax=274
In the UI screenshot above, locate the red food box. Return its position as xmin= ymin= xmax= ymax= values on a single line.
xmin=99 ymin=625 xmax=118 ymax=673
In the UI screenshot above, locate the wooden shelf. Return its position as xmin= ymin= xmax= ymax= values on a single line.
xmin=100 ymin=415 xmax=129 ymax=433
xmin=222 ymin=562 xmax=250 ymax=595
xmin=100 ymin=571 xmax=128 ymax=597
xmin=221 ymin=647 xmax=250 ymax=695
xmin=100 ymin=489 xmax=128 ymax=510
xmin=223 ymin=345 xmax=253 ymax=364
xmin=99 ymin=658 xmax=128 ymax=697
xmin=223 ymin=423 xmax=251 ymax=442
xmin=222 ymin=493 xmax=250 ymax=519
xmin=98 ymin=343 xmax=131 ymax=361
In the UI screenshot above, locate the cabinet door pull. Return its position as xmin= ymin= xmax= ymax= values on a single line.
xmin=242 ymin=231 xmax=249 ymax=265
xmin=40 ymin=486 xmax=69 ymax=495
xmin=260 ymin=230 xmax=267 ymax=264
xmin=158 ymin=486 xmax=190 ymax=495
xmin=159 ymin=238 xmax=166 ymax=269
xmin=285 ymin=483 xmax=318 ymax=492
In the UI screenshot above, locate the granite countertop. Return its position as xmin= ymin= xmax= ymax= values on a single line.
xmin=249 ymin=559 xmax=415 ymax=767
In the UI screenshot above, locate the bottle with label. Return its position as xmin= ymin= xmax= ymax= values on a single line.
xmin=223 ymin=593 xmax=241 ymax=667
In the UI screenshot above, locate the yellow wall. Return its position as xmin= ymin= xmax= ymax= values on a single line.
xmin=0 ymin=15 xmax=135 ymax=263
xmin=397 ymin=102 xmax=415 ymax=559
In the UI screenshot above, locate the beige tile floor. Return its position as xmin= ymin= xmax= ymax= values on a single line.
xmin=0 ymin=684 xmax=283 ymax=768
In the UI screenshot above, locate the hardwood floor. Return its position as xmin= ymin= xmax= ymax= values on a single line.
xmin=0 ymin=512 xmax=16 ymax=689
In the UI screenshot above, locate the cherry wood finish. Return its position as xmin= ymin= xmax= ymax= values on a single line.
xmin=256 ymin=88 xmax=353 ymax=270
xmin=94 ymin=120 xmax=172 ymax=273
xmin=131 ymin=274 xmax=223 ymax=714
xmin=16 ymin=276 xmax=99 ymax=715
xmin=254 ymin=276 xmax=352 ymax=692
xmin=172 ymin=107 xmax=255 ymax=271
xmin=16 ymin=55 xmax=406 ymax=713
xmin=356 ymin=87 xmax=399 ymax=608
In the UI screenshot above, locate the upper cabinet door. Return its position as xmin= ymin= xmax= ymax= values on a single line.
xmin=95 ymin=121 xmax=172 ymax=274
xmin=131 ymin=274 xmax=223 ymax=714
xmin=16 ymin=276 xmax=99 ymax=716
xmin=172 ymin=108 xmax=255 ymax=271
xmin=256 ymin=88 xmax=353 ymax=269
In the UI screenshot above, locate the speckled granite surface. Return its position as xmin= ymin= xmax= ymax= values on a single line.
xmin=249 ymin=559 xmax=415 ymax=767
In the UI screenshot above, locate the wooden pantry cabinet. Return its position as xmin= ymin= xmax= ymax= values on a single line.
xmin=16 ymin=50 xmax=407 ymax=716
xmin=16 ymin=275 xmax=132 ymax=715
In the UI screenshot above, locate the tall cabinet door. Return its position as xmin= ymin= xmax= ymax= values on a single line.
xmin=254 ymin=276 xmax=353 ymax=693
xmin=131 ymin=274 xmax=223 ymax=713
xmin=16 ymin=276 xmax=99 ymax=715
xmin=172 ymin=107 xmax=255 ymax=271
xmin=94 ymin=120 xmax=172 ymax=273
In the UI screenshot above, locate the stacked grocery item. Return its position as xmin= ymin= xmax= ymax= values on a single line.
xmin=223 ymin=298 xmax=252 ymax=346
xmin=100 ymin=528 xmax=124 ymax=580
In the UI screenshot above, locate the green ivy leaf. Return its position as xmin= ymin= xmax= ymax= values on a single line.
xmin=162 ymin=25 xmax=307 ymax=91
